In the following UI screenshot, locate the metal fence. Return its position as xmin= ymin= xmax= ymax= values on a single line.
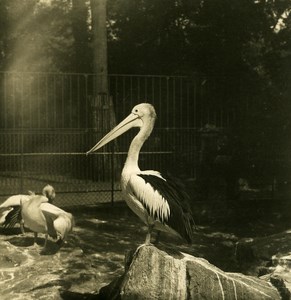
xmin=0 ymin=72 xmax=241 ymax=207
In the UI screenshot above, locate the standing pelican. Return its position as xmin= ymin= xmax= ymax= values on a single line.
xmin=87 ymin=103 xmax=194 ymax=244
xmin=21 ymin=194 xmax=74 ymax=251
xmin=0 ymin=184 xmax=56 ymax=232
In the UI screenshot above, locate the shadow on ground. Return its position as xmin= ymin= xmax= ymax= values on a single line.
xmin=0 ymin=201 xmax=289 ymax=299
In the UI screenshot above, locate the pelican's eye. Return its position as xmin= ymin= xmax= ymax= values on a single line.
xmin=133 ymin=108 xmax=140 ymax=115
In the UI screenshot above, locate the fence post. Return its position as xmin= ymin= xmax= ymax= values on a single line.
xmin=20 ymin=130 xmax=24 ymax=194
xmin=111 ymin=143 xmax=114 ymax=205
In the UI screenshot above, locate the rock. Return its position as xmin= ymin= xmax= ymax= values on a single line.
xmin=99 ymin=245 xmax=280 ymax=299
xmin=268 ymin=254 xmax=291 ymax=299
xmin=270 ymin=275 xmax=290 ymax=300
xmin=236 ymin=230 xmax=291 ymax=275
xmin=236 ymin=229 xmax=291 ymax=297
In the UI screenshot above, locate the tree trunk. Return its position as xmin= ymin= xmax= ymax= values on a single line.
xmin=90 ymin=0 xmax=108 ymax=94
xmin=71 ymin=0 xmax=90 ymax=73
xmin=89 ymin=0 xmax=119 ymax=182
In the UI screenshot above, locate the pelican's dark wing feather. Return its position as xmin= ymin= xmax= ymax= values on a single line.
xmin=138 ymin=173 xmax=194 ymax=243
xmin=2 ymin=206 xmax=22 ymax=228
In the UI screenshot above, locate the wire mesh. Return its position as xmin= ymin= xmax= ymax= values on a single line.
xmin=0 ymin=72 xmax=239 ymax=207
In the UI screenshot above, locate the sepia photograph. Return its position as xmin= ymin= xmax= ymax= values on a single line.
xmin=0 ymin=0 xmax=290 ymax=299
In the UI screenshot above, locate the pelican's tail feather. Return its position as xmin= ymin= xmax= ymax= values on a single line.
xmin=53 ymin=213 xmax=74 ymax=241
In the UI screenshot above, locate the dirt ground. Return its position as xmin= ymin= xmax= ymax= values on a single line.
xmin=0 ymin=201 xmax=289 ymax=300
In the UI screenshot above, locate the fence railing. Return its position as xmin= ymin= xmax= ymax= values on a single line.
xmin=0 ymin=128 xmax=204 ymax=206
xmin=0 ymin=72 xmax=242 ymax=206
xmin=0 ymin=72 xmax=240 ymax=129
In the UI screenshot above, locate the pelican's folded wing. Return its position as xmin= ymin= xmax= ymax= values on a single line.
xmin=136 ymin=172 xmax=195 ymax=244
xmin=40 ymin=203 xmax=74 ymax=240
xmin=0 ymin=195 xmax=30 ymax=208
xmin=2 ymin=206 xmax=22 ymax=228
xmin=0 ymin=207 xmax=13 ymax=225
xmin=53 ymin=213 xmax=74 ymax=240
xmin=0 ymin=195 xmax=31 ymax=227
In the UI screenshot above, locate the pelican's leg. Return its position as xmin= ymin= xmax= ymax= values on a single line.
xmin=20 ymin=219 xmax=25 ymax=235
xmin=154 ymin=231 xmax=161 ymax=245
xmin=33 ymin=232 xmax=38 ymax=246
xmin=145 ymin=224 xmax=154 ymax=245
xmin=39 ymin=233 xmax=49 ymax=255
xmin=43 ymin=233 xmax=48 ymax=248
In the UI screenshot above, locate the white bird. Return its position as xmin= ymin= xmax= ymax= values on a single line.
xmin=87 ymin=103 xmax=194 ymax=244
xmin=0 ymin=184 xmax=56 ymax=232
xmin=21 ymin=194 xmax=74 ymax=250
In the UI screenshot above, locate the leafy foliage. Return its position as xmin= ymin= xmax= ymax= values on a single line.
xmin=0 ymin=0 xmax=289 ymax=79
xmin=0 ymin=0 xmax=74 ymax=72
xmin=0 ymin=0 xmax=290 ymax=171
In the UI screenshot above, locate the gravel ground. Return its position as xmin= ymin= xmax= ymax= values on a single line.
xmin=0 ymin=200 xmax=288 ymax=299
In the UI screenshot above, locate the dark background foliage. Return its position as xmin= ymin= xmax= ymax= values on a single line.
xmin=0 ymin=0 xmax=290 ymax=183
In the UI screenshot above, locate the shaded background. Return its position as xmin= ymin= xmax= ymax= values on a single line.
xmin=0 ymin=0 xmax=290 ymax=219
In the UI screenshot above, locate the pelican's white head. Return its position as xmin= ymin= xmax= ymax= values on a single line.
xmin=131 ymin=103 xmax=156 ymax=124
xmin=87 ymin=103 xmax=157 ymax=154
xmin=42 ymin=184 xmax=56 ymax=202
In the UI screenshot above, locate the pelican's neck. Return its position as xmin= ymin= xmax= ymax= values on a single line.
xmin=123 ymin=121 xmax=154 ymax=174
xmin=125 ymin=132 xmax=145 ymax=169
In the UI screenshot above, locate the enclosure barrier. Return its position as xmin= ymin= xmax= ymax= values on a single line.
xmin=0 ymin=129 xmax=197 ymax=207
xmin=0 ymin=71 xmax=258 ymax=207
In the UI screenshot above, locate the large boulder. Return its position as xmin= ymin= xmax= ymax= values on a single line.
xmin=236 ymin=229 xmax=291 ymax=299
xmin=99 ymin=245 xmax=280 ymax=299
xmin=236 ymin=230 xmax=291 ymax=274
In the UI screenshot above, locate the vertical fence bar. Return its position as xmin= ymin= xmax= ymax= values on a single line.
xmin=20 ymin=131 xmax=24 ymax=194
xmin=3 ymin=73 xmax=7 ymax=128
xmin=173 ymin=77 xmax=176 ymax=128
xmin=61 ymin=75 xmax=65 ymax=128
xmin=0 ymin=71 xmax=243 ymax=205
xmin=84 ymin=74 xmax=88 ymax=128
xmin=151 ymin=77 xmax=154 ymax=105
xmin=69 ymin=74 xmax=72 ymax=127
xmin=12 ymin=74 xmax=16 ymax=128
xmin=180 ymin=77 xmax=183 ymax=127
xmin=111 ymin=143 xmax=115 ymax=205
xmin=144 ymin=76 xmax=147 ymax=100
xmin=166 ymin=77 xmax=169 ymax=126
xmin=186 ymin=78 xmax=190 ymax=128
xmin=122 ymin=77 xmax=127 ymax=110
xmin=129 ymin=76 xmax=133 ymax=104
xmin=137 ymin=76 xmax=140 ymax=104
xmin=158 ymin=77 xmax=162 ymax=118
xmin=193 ymin=76 xmax=197 ymax=128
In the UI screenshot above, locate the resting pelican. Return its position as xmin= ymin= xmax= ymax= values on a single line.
xmin=21 ymin=194 xmax=74 ymax=250
xmin=0 ymin=184 xmax=56 ymax=232
xmin=87 ymin=103 xmax=194 ymax=244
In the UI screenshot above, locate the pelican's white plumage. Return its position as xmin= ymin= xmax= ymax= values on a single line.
xmin=0 ymin=184 xmax=56 ymax=231
xmin=87 ymin=103 xmax=194 ymax=244
xmin=0 ymin=195 xmax=29 ymax=226
xmin=21 ymin=195 xmax=74 ymax=250
xmin=126 ymin=172 xmax=171 ymax=223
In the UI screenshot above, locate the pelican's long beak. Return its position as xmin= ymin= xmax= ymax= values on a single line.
xmin=86 ymin=113 xmax=141 ymax=154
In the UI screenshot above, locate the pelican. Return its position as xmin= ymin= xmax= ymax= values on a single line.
xmin=87 ymin=103 xmax=194 ymax=244
xmin=21 ymin=194 xmax=74 ymax=250
xmin=0 ymin=184 xmax=56 ymax=232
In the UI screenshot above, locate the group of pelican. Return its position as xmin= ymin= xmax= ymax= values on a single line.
xmin=0 ymin=184 xmax=74 ymax=252
xmin=0 ymin=103 xmax=194 ymax=252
